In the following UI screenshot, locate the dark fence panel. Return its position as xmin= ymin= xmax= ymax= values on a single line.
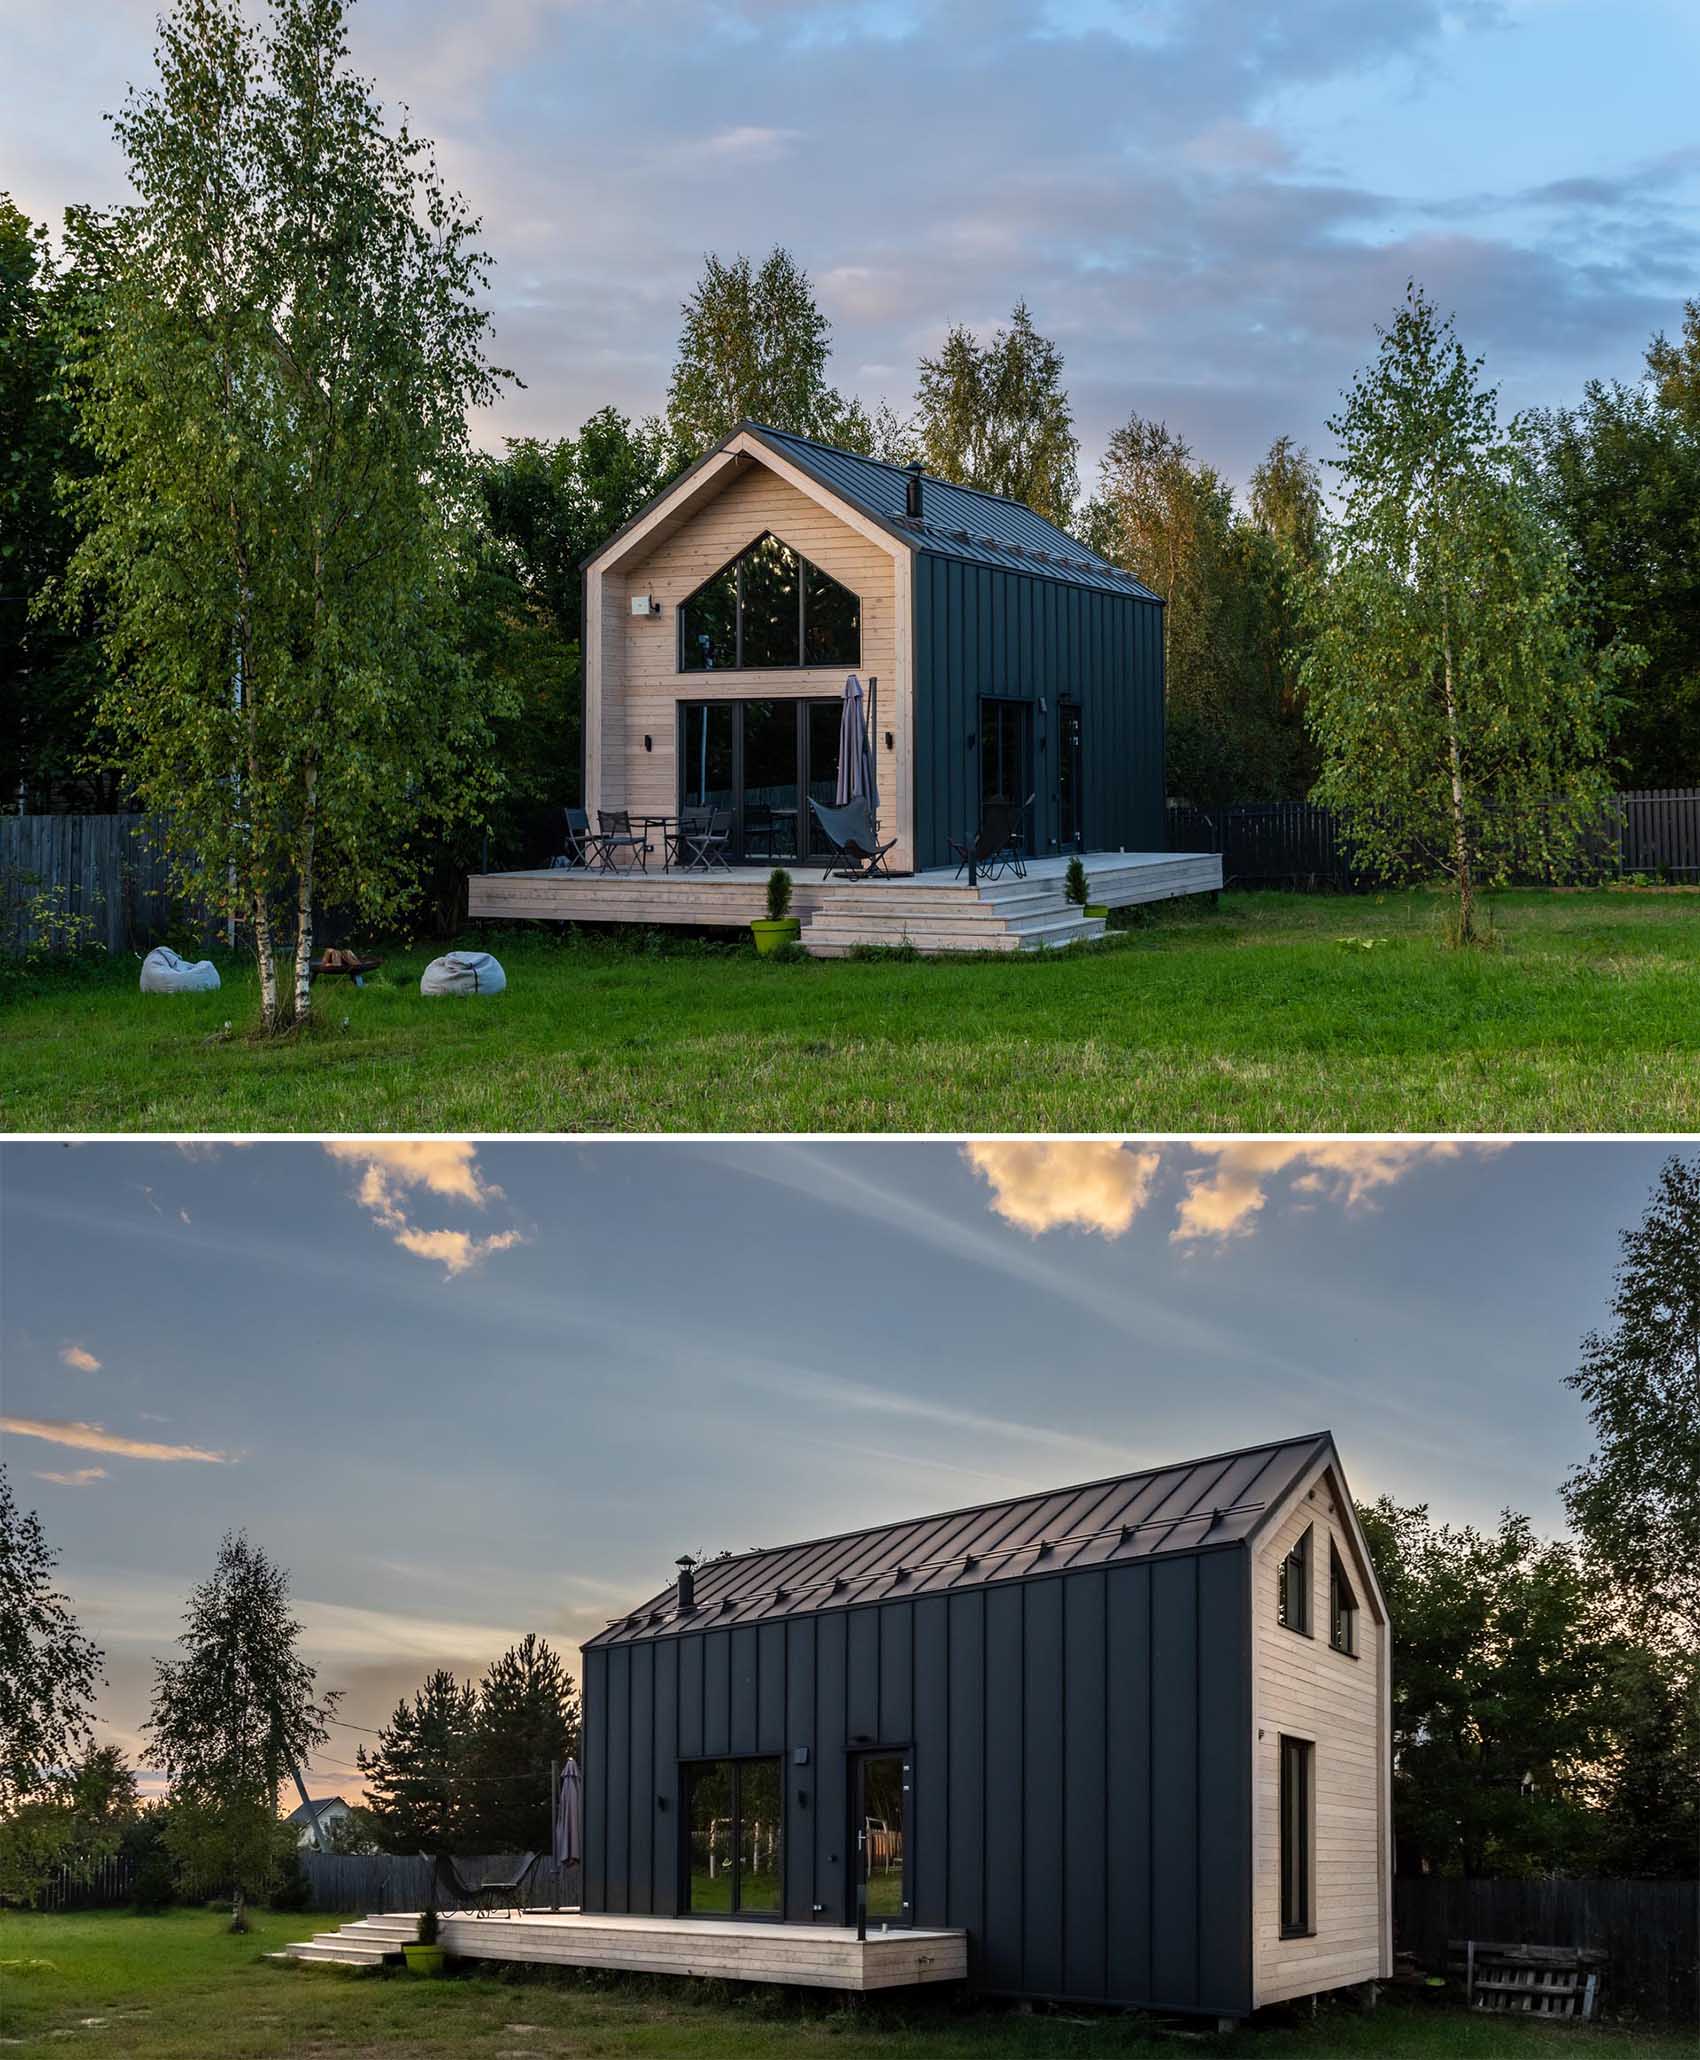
xmin=1394 ymin=1877 xmax=1699 ymax=2025
xmin=1169 ymin=791 xmax=1700 ymax=890
xmin=0 ymin=814 xmax=209 ymax=956
xmin=40 ymin=1852 xmax=135 ymax=1911
xmin=299 ymin=1851 xmax=581 ymax=1914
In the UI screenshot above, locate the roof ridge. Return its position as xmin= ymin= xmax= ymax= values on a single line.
xmin=670 ymin=1432 xmax=1332 ymax=1585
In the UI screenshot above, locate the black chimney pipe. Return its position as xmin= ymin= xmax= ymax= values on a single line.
xmin=674 ymin=1555 xmax=696 ymax=1613
xmin=904 ymin=460 xmax=923 ymax=520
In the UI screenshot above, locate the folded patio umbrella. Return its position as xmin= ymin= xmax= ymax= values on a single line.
xmin=836 ymin=674 xmax=879 ymax=814
xmin=553 ymin=1757 xmax=582 ymax=1871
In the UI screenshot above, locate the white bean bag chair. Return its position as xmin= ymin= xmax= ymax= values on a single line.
xmin=420 ymin=950 xmax=506 ymax=998
xmin=139 ymin=946 xmax=221 ymax=994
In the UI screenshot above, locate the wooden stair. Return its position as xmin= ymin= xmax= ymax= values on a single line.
xmin=269 ymin=1912 xmax=419 ymax=1968
xmin=800 ymin=876 xmax=1107 ymax=956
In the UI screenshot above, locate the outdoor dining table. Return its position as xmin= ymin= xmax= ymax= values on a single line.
xmin=633 ymin=814 xmax=679 ymax=868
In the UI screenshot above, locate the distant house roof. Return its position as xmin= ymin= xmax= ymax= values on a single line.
xmin=584 ymin=420 xmax=1161 ymax=602
xmin=586 ymin=1433 xmax=1336 ymax=1647
xmin=286 ymin=1795 xmax=349 ymax=1825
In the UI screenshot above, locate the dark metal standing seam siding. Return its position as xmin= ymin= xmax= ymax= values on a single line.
xmin=909 ymin=555 xmax=1166 ymax=871
xmin=581 ymin=1552 xmax=1252 ymax=2017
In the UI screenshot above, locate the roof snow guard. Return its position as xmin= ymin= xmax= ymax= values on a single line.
xmin=586 ymin=1434 xmax=1332 ymax=1645
xmin=747 ymin=424 xmax=1161 ymax=602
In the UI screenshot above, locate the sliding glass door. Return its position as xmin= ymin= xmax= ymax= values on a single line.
xmin=979 ymin=698 xmax=1033 ymax=852
xmin=685 ymin=1756 xmax=783 ymax=1917
xmin=677 ymin=700 xmax=844 ymax=863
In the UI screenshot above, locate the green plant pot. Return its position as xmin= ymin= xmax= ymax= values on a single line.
xmin=751 ymin=917 xmax=801 ymax=956
xmin=1082 ymin=903 xmax=1110 ymax=922
xmin=403 ymin=1944 xmax=446 ymax=1976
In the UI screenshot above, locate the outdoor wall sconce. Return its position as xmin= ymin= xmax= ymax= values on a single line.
xmin=656 ymin=1795 xmax=668 ymax=1811
xmin=965 ymin=730 xmax=976 ymax=749
xmin=884 ymin=731 xmax=894 ymax=749
xmin=796 ymin=1790 xmax=809 ymax=1809
xmin=643 ymin=734 xmax=653 ymax=751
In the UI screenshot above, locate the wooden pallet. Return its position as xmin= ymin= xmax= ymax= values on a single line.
xmin=1449 ymin=1939 xmax=1606 ymax=2020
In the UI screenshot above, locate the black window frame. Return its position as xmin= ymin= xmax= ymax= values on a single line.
xmin=1279 ymin=1733 xmax=1314 ymax=1939
xmin=678 ymin=532 xmax=860 ymax=674
xmin=1329 ymin=1542 xmax=1359 ymax=1658
xmin=1278 ymin=1525 xmax=1312 ymax=1638
xmin=680 ymin=1752 xmax=785 ymax=1922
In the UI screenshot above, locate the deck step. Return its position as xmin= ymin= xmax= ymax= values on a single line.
xmin=276 ymin=1911 xmax=420 ymax=1968
xmin=279 ymin=1941 xmax=390 ymax=1966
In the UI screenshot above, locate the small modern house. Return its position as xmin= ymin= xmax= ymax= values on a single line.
xmin=580 ymin=1432 xmax=1391 ymax=2021
xmin=468 ymin=423 xmax=1221 ymax=951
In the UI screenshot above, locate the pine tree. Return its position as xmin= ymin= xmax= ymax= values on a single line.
xmin=464 ymin=1635 xmax=579 ymax=1852
xmin=356 ymin=1669 xmax=479 ymax=1853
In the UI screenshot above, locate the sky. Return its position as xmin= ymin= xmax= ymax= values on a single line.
xmin=3 ymin=0 xmax=1696 ymax=490
xmin=0 ymin=1136 xmax=1681 ymax=1798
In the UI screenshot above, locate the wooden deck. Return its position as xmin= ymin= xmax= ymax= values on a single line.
xmin=277 ymin=1909 xmax=967 ymax=1991
xmin=469 ymin=849 xmax=1222 ymax=955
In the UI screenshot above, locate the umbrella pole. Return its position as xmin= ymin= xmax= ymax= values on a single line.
xmin=550 ymin=1759 xmax=559 ymax=1910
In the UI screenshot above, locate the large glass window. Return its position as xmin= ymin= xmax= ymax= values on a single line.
xmin=686 ymin=1757 xmax=783 ymax=1917
xmin=1279 ymin=1735 xmax=1313 ymax=1937
xmin=680 ymin=703 xmax=735 ymax=812
xmin=1278 ymin=1525 xmax=1312 ymax=1636
xmin=679 ymin=533 xmax=859 ymax=673
xmin=741 ymin=699 xmax=801 ymax=861
xmin=1329 ymin=1544 xmax=1359 ymax=1656
xmin=978 ymin=698 xmax=1032 ymax=849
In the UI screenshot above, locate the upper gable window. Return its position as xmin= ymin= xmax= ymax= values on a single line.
xmin=679 ymin=533 xmax=860 ymax=673
xmin=1329 ymin=1543 xmax=1359 ymax=1656
xmin=1278 ymin=1525 xmax=1311 ymax=1636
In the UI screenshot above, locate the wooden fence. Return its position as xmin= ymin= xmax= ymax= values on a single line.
xmin=1394 ymin=1877 xmax=1699 ymax=2025
xmin=40 ymin=1851 xmax=134 ymax=1911
xmin=301 ymin=1851 xmax=581 ymax=1913
xmin=1168 ymin=789 xmax=1700 ymax=890
xmin=0 ymin=814 xmax=207 ymax=957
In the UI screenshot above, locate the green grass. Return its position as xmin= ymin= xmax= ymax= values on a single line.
xmin=1 ymin=1909 xmax=1691 ymax=2058
xmin=3 ymin=889 xmax=1697 ymax=1132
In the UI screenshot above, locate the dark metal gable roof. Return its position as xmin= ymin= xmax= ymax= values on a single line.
xmin=749 ymin=423 xmax=1160 ymax=601
xmin=585 ymin=1433 xmax=1332 ymax=1647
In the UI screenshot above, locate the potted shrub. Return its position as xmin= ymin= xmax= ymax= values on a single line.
xmin=404 ymin=1896 xmax=445 ymax=1976
xmin=751 ymin=867 xmax=801 ymax=955
xmin=1064 ymin=854 xmax=1109 ymax=924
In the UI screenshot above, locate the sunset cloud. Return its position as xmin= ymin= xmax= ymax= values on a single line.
xmin=59 ymin=1343 xmax=101 ymax=1372
xmin=34 ymin=1467 xmax=107 ymax=1488
xmin=323 ymin=1141 xmax=525 ymax=1278
xmin=2 ymin=1416 xmax=229 ymax=1463
xmin=964 ymin=1141 xmax=1161 ymax=1238
xmin=1171 ymin=1141 xmax=1479 ymax=1243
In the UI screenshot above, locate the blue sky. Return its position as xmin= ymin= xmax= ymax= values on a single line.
xmin=3 ymin=0 xmax=1695 ymax=488
xmin=0 ymin=1138 xmax=1678 ymax=1792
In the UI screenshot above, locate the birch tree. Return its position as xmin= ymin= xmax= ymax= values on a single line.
xmin=913 ymin=302 xmax=1078 ymax=528
xmin=63 ymin=0 xmax=507 ymax=1029
xmin=1301 ymin=284 xmax=1617 ymax=941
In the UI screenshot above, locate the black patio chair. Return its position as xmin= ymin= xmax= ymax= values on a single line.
xmin=665 ymin=807 xmax=709 ymax=870
xmin=549 ymin=806 xmax=598 ymax=870
xmin=679 ymin=807 xmax=733 ymax=871
xmin=949 ymin=795 xmax=1031 ymax=884
xmin=810 ymin=797 xmax=897 ymax=880
xmin=594 ymin=809 xmax=649 ymax=873
xmin=425 ymin=1850 xmax=544 ymax=1919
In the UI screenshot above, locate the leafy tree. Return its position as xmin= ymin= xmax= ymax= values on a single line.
xmin=356 ymin=1668 xmax=479 ymax=1853
xmin=145 ymin=1532 xmax=336 ymax=1928
xmin=913 ymin=302 xmax=1078 ymax=527
xmin=0 ymin=197 xmax=115 ymax=811
xmin=464 ymin=1634 xmax=579 ymax=1852
xmin=1586 ymin=1640 xmax=1700 ymax=1877
xmin=1302 ymin=284 xmax=1618 ymax=942
xmin=1564 ymin=1154 xmax=1700 ymax=1651
xmin=1358 ymin=1498 xmax=1608 ymax=1876
xmin=0 ymin=1741 xmax=141 ymax=1906
xmin=1533 ymin=310 xmax=1700 ymax=788
xmin=665 ymin=247 xmax=863 ymax=457
xmin=63 ymin=0 xmax=509 ymax=1031
xmin=0 ymin=1465 xmax=103 ymax=1812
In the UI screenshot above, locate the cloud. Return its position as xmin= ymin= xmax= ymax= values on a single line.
xmin=1171 ymin=1141 xmax=1478 ymax=1243
xmin=964 ymin=1141 xmax=1161 ymax=1237
xmin=1 ymin=1417 xmax=230 ymax=1464
xmin=322 ymin=1141 xmax=525 ymax=1278
xmin=33 ymin=1467 xmax=107 ymax=1488
xmin=59 ymin=1343 xmax=101 ymax=1372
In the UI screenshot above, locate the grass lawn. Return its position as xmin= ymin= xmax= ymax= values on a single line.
xmin=2 ymin=1909 xmax=1693 ymax=2059
xmin=2 ymin=889 xmax=1696 ymax=1133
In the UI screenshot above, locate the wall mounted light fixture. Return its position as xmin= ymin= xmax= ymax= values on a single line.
xmin=643 ymin=735 xmax=653 ymax=752
xmin=965 ymin=731 xmax=976 ymax=750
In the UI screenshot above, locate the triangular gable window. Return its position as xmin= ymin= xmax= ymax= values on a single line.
xmin=679 ymin=533 xmax=860 ymax=672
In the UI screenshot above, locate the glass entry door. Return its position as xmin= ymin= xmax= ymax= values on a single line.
xmin=1059 ymin=699 xmax=1084 ymax=850
xmin=852 ymin=1751 xmax=911 ymax=1926
xmin=978 ymin=698 xmax=1032 ymax=852
xmin=686 ymin=1756 xmax=783 ymax=1917
xmin=678 ymin=699 xmax=844 ymax=863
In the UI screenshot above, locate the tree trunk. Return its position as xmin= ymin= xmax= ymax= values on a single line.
xmin=230 ymin=1881 xmax=247 ymax=1932
xmin=1440 ymin=616 xmax=1474 ymax=943
xmin=292 ymin=763 xmax=318 ymax=1027
xmin=253 ymin=893 xmax=281 ymax=1032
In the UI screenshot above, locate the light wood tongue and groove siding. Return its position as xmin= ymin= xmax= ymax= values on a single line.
xmin=1250 ymin=1464 xmax=1392 ymax=2008
xmin=592 ymin=460 xmax=908 ymax=867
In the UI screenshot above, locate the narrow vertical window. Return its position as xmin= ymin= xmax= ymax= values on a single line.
xmin=1279 ymin=1735 xmax=1313 ymax=1937
xmin=1329 ymin=1544 xmax=1358 ymax=1656
xmin=1277 ymin=1525 xmax=1311 ymax=1635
